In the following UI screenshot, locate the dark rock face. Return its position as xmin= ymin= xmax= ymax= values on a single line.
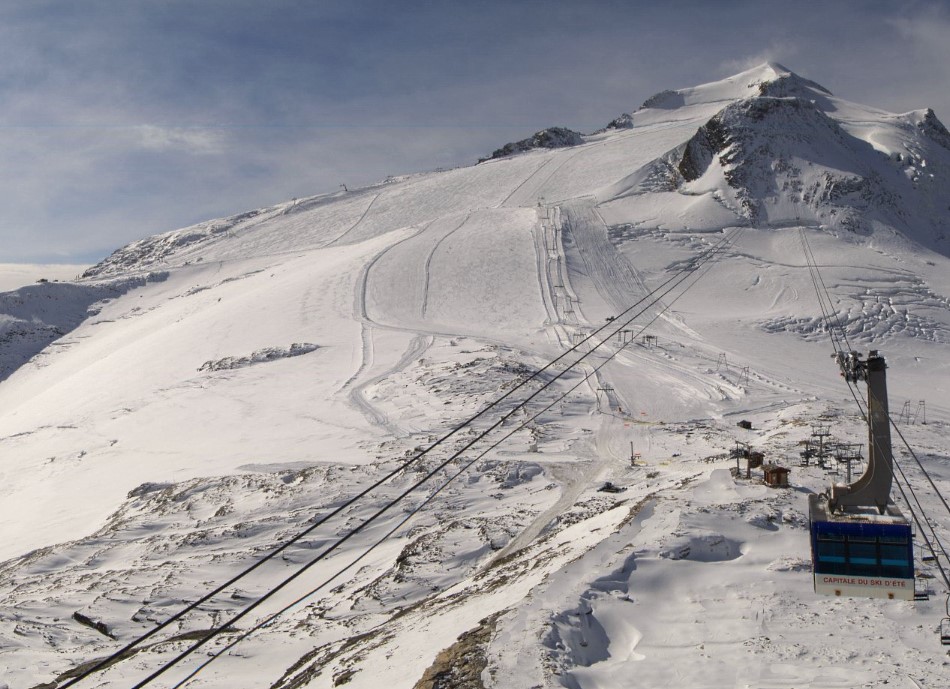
xmin=918 ymin=108 xmax=950 ymax=151
xmin=674 ymin=96 xmax=870 ymax=221
xmin=639 ymin=89 xmax=685 ymax=110
xmin=480 ymin=127 xmax=584 ymax=162
xmin=197 ymin=343 xmax=319 ymax=372
xmin=678 ymin=114 xmax=731 ymax=183
xmin=591 ymin=113 xmax=634 ymax=136
xmin=755 ymin=73 xmax=837 ymax=113
xmin=72 ymin=611 xmax=115 ymax=639
xmin=662 ymin=88 xmax=950 ymax=253
xmin=603 ymin=113 xmax=634 ymax=130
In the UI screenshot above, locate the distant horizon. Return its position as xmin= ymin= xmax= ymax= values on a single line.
xmin=2 ymin=0 xmax=948 ymax=264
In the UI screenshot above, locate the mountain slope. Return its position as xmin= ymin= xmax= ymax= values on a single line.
xmin=2 ymin=64 xmax=950 ymax=689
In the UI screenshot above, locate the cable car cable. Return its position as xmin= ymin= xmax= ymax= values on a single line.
xmin=831 ymin=362 xmax=950 ymax=588
xmin=799 ymin=228 xmax=857 ymax=354
xmin=799 ymin=226 xmax=950 ymax=605
xmin=113 ymin=229 xmax=744 ymax=688
xmin=797 ymin=228 xmax=868 ymax=421
xmin=889 ymin=418 xmax=950 ymax=520
xmin=890 ymin=464 xmax=950 ymax=590
xmin=56 ymin=226 xmax=738 ymax=688
xmin=131 ymin=228 xmax=742 ymax=689
xmin=893 ymin=458 xmax=950 ymax=588
xmin=166 ymin=226 xmax=741 ymax=688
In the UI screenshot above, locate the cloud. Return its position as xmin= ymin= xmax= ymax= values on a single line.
xmin=718 ymin=41 xmax=803 ymax=77
xmin=133 ymin=126 xmax=225 ymax=154
xmin=0 ymin=0 xmax=948 ymax=263
xmin=888 ymin=9 xmax=950 ymax=113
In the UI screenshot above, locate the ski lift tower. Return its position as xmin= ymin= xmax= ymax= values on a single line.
xmin=810 ymin=423 xmax=832 ymax=468
xmin=808 ymin=351 xmax=914 ymax=600
xmin=833 ymin=443 xmax=863 ymax=484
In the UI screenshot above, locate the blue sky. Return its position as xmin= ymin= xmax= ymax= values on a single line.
xmin=3 ymin=0 xmax=949 ymax=263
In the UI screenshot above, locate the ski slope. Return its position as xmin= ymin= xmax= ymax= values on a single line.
xmin=2 ymin=63 xmax=950 ymax=689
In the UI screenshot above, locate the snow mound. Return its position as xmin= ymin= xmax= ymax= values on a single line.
xmin=197 ymin=343 xmax=319 ymax=372
xmin=659 ymin=533 xmax=744 ymax=562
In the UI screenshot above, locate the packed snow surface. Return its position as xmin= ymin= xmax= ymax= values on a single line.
xmin=0 ymin=264 xmax=86 ymax=292
xmin=1 ymin=63 xmax=950 ymax=689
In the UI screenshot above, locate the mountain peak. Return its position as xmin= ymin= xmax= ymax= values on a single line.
xmin=762 ymin=60 xmax=791 ymax=74
xmin=736 ymin=61 xmax=793 ymax=81
xmin=637 ymin=62 xmax=832 ymax=112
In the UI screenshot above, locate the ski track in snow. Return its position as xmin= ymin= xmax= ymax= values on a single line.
xmin=420 ymin=213 xmax=472 ymax=319
xmin=347 ymin=333 xmax=432 ymax=436
xmin=560 ymin=200 xmax=652 ymax=315
xmin=5 ymin=63 xmax=950 ymax=689
xmin=533 ymin=216 xmax=560 ymax=330
xmin=325 ymin=192 xmax=382 ymax=247
xmin=345 ymin=224 xmax=430 ymax=391
xmin=500 ymin=148 xmax=588 ymax=208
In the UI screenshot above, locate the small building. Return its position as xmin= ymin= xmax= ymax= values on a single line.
xmin=737 ymin=420 xmax=753 ymax=430
xmin=763 ymin=464 xmax=790 ymax=488
xmin=748 ymin=451 xmax=765 ymax=469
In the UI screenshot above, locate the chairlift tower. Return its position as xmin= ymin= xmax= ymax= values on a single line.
xmin=898 ymin=400 xmax=912 ymax=425
xmin=730 ymin=440 xmax=751 ymax=475
xmin=596 ymin=383 xmax=614 ymax=405
xmin=834 ymin=443 xmax=863 ymax=484
xmin=738 ymin=366 xmax=750 ymax=386
xmin=810 ymin=423 xmax=832 ymax=468
xmin=808 ymin=350 xmax=914 ymax=600
xmin=800 ymin=441 xmax=816 ymax=467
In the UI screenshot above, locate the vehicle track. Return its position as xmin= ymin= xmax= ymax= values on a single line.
xmin=347 ymin=333 xmax=433 ymax=436
xmin=325 ymin=192 xmax=383 ymax=248
xmin=342 ymin=223 xmax=430 ymax=393
xmin=420 ymin=213 xmax=472 ymax=318
xmin=560 ymin=200 xmax=652 ymax=314
xmin=499 ymin=148 xmax=588 ymax=208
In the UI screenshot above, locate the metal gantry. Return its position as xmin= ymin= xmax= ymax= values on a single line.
xmin=809 ymin=351 xmax=914 ymax=600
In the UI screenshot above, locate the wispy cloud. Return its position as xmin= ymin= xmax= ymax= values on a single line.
xmin=133 ymin=126 xmax=225 ymax=154
xmin=718 ymin=41 xmax=803 ymax=77
xmin=0 ymin=0 xmax=947 ymax=263
xmin=888 ymin=7 xmax=950 ymax=114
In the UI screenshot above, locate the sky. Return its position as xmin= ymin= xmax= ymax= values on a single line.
xmin=2 ymin=0 xmax=949 ymax=264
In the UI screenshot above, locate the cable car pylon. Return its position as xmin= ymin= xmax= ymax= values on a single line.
xmin=808 ymin=350 xmax=915 ymax=600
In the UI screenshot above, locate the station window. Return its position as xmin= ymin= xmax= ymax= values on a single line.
xmin=813 ymin=530 xmax=911 ymax=578
xmin=816 ymin=535 xmax=846 ymax=562
xmin=848 ymin=537 xmax=878 ymax=566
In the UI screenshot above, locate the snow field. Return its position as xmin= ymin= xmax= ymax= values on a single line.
xmin=2 ymin=62 xmax=950 ymax=688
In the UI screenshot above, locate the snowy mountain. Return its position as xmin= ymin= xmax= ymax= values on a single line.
xmin=2 ymin=63 xmax=950 ymax=689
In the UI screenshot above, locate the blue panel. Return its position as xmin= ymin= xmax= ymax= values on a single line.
xmin=810 ymin=518 xmax=913 ymax=580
